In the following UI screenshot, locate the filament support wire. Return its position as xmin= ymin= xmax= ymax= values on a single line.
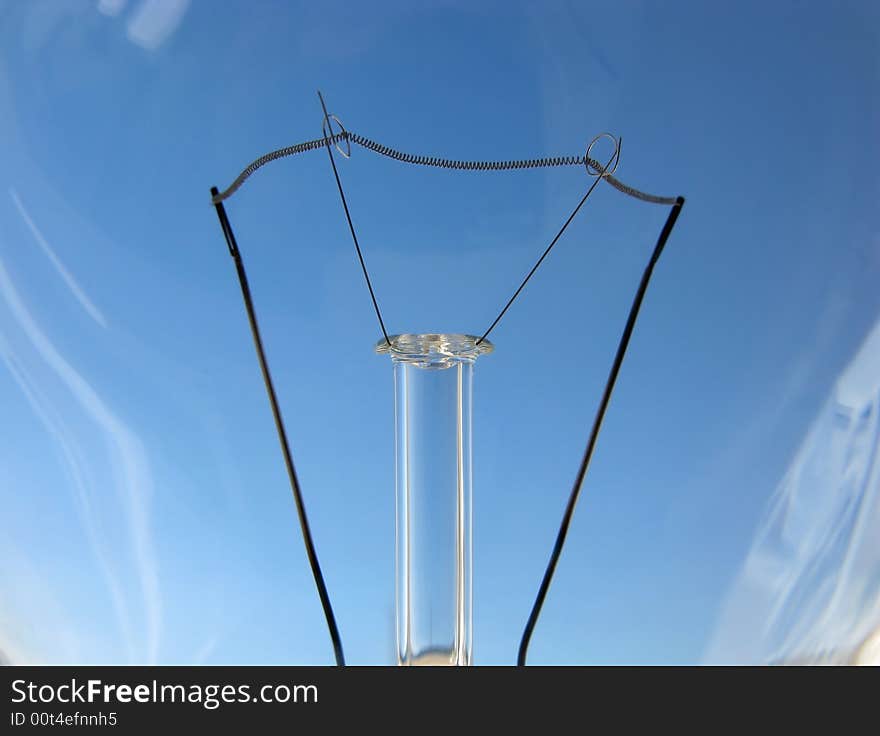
xmin=475 ymin=141 xmax=621 ymax=346
xmin=317 ymin=92 xmax=391 ymax=347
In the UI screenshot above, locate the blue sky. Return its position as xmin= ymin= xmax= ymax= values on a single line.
xmin=0 ymin=0 xmax=878 ymax=665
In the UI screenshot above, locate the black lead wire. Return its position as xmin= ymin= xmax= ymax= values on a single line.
xmin=517 ymin=196 xmax=685 ymax=666
xmin=210 ymin=186 xmax=346 ymax=667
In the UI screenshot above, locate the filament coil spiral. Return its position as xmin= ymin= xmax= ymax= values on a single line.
xmin=211 ymin=129 xmax=677 ymax=206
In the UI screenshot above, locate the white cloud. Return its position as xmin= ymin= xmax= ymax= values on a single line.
xmin=706 ymin=316 xmax=880 ymax=664
xmin=0 ymin=257 xmax=161 ymax=663
xmin=126 ymin=0 xmax=190 ymax=50
xmin=9 ymin=188 xmax=107 ymax=329
xmin=97 ymin=0 xmax=128 ymax=18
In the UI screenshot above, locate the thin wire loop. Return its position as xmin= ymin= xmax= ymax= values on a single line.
xmin=322 ymin=114 xmax=351 ymax=159
xmin=585 ymin=133 xmax=621 ymax=177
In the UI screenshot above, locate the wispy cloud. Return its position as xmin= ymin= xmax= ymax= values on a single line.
xmin=0 ymin=256 xmax=161 ymax=663
xmin=9 ymin=188 xmax=108 ymax=329
xmin=126 ymin=0 xmax=190 ymax=50
xmin=0 ymin=543 xmax=83 ymax=664
xmin=0 ymin=339 xmax=136 ymax=662
xmin=192 ymin=635 xmax=218 ymax=665
xmin=97 ymin=0 xmax=128 ymax=18
xmin=706 ymin=316 xmax=880 ymax=664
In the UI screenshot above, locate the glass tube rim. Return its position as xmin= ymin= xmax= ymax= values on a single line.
xmin=375 ymin=333 xmax=494 ymax=368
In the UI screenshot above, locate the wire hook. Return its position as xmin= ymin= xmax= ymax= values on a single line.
xmin=318 ymin=92 xmax=351 ymax=159
xmin=585 ymin=132 xmax=621 ymax=177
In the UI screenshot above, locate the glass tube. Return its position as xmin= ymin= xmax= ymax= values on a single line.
xmin=376 ymin=334 xmax=493 ymax=666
